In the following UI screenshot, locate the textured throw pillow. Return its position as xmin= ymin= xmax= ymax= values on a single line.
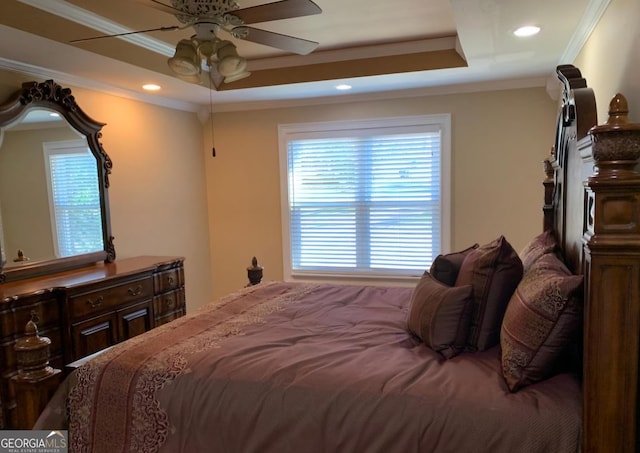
xmin=500 ymin=253 xmax=583 ymax=392
xmin=407 ymin=272 xmax=474 ymax=359
xmin=429 ymin=244 xmax=479 ymax=286
xmin=454 ymin=236 xmax=523 ymax=352
xmin=519 ymin=230 xmax=559 ymax=274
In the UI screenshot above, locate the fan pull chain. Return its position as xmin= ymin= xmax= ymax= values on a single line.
xmin=209 ymin=72 xmax=216 ymax=157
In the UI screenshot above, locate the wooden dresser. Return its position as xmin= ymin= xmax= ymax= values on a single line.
xmin=0 ymin=255 xmax=186 ymax=429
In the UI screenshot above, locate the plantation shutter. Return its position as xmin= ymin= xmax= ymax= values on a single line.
xmin=285 ymin=124 xmax=442 ymax=277
xmin=47 ymin=146 xmax=103 ymax=257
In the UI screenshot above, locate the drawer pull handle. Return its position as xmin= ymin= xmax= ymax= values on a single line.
xmin=167 ymin=276 xmax=175 ymax=286
xmin=128 ymin=285 xmax=143 ymax=296
xmin=165 ymin=297 xmax=175 ymax=310
xmin=86 ymin=296 xmax=104 ymax=309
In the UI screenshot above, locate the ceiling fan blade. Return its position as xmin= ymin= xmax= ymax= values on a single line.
xmin=233 ymin=26 xmax=318 ymax=55
xmin=228 ymin=0 xmax=321 ymax=25
xmin=134 ymin=0 xmax=188 ymax=17
xmin=70 ymin=26 xmax=180 ymax=43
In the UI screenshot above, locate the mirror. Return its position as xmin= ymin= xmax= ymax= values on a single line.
xmin=0 ymin=80 xmax=115 ymax=283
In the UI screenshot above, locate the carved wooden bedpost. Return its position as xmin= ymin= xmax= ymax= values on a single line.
xmin=582 ymin=94 xmax=640 ymax=452
xmin=9 ymin=312 xmax=62 ymax=429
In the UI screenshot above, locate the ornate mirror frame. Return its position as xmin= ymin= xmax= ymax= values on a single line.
xmin=0 ymin=80 xmax=115 ymax=283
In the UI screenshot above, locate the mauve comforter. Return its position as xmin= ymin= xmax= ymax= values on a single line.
xmin=37 ymin=281 xmax=581 ymax=453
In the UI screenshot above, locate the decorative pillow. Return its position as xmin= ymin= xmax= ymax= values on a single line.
xmin=454 ymin=236 xmax=523 ymax=352
xmin=407 ymin=272 xmax=474 ymax=359
xmin=500 ymin=253 xmax=583 ymax=392
xmin=519 ymin=230 xmax=559 ymax=274
xmin=429 ymin=244 xmax=479 ymax=286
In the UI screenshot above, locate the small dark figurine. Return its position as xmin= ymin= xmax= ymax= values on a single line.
xmin=246 ymin=256 xmax=263 ymax=286
xmin=13 ymin=249 xmax=29 ymax=262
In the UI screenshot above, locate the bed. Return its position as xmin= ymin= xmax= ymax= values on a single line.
xmin=31 ymin=64 xmax=640 ymax=452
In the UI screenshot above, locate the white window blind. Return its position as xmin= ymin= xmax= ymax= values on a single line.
xmin=279 ymin=115 xmax=451 ymax=280
xmin=44 ymin=141 xmax=103 ymax=258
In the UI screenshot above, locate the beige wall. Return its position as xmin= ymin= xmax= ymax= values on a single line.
xmin=72 ymin=87 xmax=213 ymax=311
xmin=0 ymin=76 xmax=213 ymax=312
xmin=573 ymin=0 xmax=639 ymax=122
xmin=0 ymin=126 xmax=80 ymax=262
xmin=206 ymin=88 xmax=558 ymax=299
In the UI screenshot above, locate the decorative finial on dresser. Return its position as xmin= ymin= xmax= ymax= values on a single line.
xmin=247 ymin=256 xmax=264 ymax=286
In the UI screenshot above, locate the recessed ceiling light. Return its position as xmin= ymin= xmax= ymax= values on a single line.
xmin=335 ymin=84 xmax=352 ymax=91
xmin=49 ymin=112 xmax=60 ymax=117
xmin=142 ymin=84 xmax=161 ymax=91
xmin=513 ymin=25 xmax=541 ymax=37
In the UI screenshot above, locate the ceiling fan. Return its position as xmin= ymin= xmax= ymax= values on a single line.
xmin=71 ymin=0 xmax=322 ymax=88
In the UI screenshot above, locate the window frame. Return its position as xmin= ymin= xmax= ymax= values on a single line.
xmin=278 ymin=114 xmax=452 ymax=283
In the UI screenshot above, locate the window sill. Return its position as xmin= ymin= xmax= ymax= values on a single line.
xmin=286 ymin=272 xmax=420 ymax=288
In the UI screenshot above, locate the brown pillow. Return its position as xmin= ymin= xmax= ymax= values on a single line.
xmin=455 ymin=236 xmax=523 ymax=351
xmin=519 ymin=230 xmax=559 ymax=274
xmin=429 ymin=244 xmax=479 ymax=286
xmin=407 ymin=272 xmax=474 ymax=359
xmin=500 ymin=253 xmax=583 ymax=392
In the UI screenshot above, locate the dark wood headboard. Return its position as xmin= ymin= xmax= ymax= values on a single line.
xmin=545 ymin=65 xmax=597 ymax=274
xmin=547 ymin=64 xmax=640 ymax=453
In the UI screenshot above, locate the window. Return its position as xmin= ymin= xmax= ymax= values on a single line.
xmin=43 ymin=140 xmax=103 ymax=258
xmin=279 ymin=115 xmax=451 ymax=280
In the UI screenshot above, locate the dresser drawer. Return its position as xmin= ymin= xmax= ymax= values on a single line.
xmin=153 ymin=288 xmax=185 ymax=317
xmin=68 ymin=277 xmax=154 ymax=320
xmin=154 ymin=268 xmax=184 ymax=294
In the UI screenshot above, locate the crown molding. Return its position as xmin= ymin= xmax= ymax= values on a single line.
xmin=0 ymin=57 xmax=199 ymax=112
xmin=545 ymin=0 xmax=611 ymax=100
xmin=559 ymin=0 xmax=612 ymax=63
xmin=209 ymin=76 xmax=549 ymax=113
xmin=17 ymin=0 xmax=175 ymax=57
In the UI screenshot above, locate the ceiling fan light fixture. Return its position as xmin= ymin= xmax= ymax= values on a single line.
xmin=197 ymin=39 xmax=218 ymax=59
xmin=215 ymin=40 xmax=251 ymax=82
xmin=168 ymin=39 xmax=201 ymax=76
xmin=223 ymin=70 xmax=251 ymax=83
xmin=217 ymin=55 xmax=247 ymax=76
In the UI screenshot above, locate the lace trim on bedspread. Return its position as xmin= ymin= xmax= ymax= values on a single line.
xmin=68 ymin=281 xmax=319 ymax=453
